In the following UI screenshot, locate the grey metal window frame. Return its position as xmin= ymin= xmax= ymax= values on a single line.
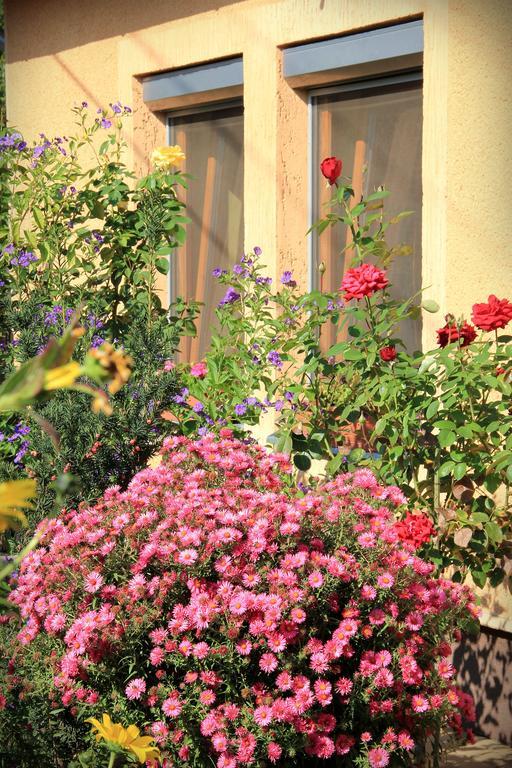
xmin=143 ymin=57 xmax=243 ymax=106
xmin=307 ymin=70 xmax=423 ymax=290
xmin=284 ymin=20 xmax=423 ymax=87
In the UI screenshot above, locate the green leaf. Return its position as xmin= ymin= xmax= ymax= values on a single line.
xmin=438 ymin=460 xmax=455 ymax=478
xmin=425 ymin=401 xmax=439 ymax=419
xmin=422 ymin=299 xmax=440 ymax=313
xmin=453 ymin=463 xmax=467 ymax=481
xmin=33 ymin=206 xmax=45 ymax=229
xmin=326 ymin=342 xmax=346 ymax=357
xmin=484 ymin=522 xmax=503 ymax=544
xmin=437 ymin=430 xmax=456 ymax=448
xmin=155 ymin=258 xmax=170 ymax=275
xmin=294 ymin=453 xmax=312 ymax=471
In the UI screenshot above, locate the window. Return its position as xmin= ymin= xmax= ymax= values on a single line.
xmin=311 ymin=74 xmax=423 ymax=350
xmin=167 ymin=102 xmax=244 ymax=361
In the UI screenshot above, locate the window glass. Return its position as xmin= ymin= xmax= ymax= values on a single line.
xmin=312 ymin=79 xmax=422 ymax=350
xmin=169 ymin=104 xmax=244 ymax=361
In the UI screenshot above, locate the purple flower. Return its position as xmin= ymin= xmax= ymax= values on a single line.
xmin=81 ymin=101 xmax=89 ymax=108
xmin=280 ymin=271 xmax=296 ymax=286
xmin=173 ymin=387 xmax=189 ymax=405
xmin=284 ymin=391 xmax=294 ymax=401
xmin=267 ymin=350 xmax=283 ymax=368
xmin=218 ymin=287 xmax=240 ymax=306
xmin=10 ymin=250 xmax=38 ymax=268
xmin=100 ymin=118 xmax=112 ymax=129
xmin=124 ymin=106 xmax=132 ymax=114
xmin=245 ymin=396 xmax=258 ymax=406
xmin=192 ymin=401 xmax=204 ymax=413
xmin=234 ymin=403 xmax=247 ymax=416
xmin=233 ymin=264 xmax=247 ymax=276
xmin=253 ymin=246 xmax=262 ymax=256
xmin=44 ymin=305 xmax=63 ymax=326
xmin=91 ymin=335 xmax=105 ymax=348
xmin=2 ymin=244 xmax=15 ymax=255
xmin=111 ymin=102 xmax=122 ymax=114
xmin=14 ymin=440 xmax=30 ymax=465
xmin=212 ymin=268 xmax=225 ymax=278
xmin=255 ymin=276 xmax=272 ymax=286
xmin=274 ymin=400 xmax=285 ymax=411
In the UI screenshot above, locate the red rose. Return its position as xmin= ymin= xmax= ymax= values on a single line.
xmin=395 ymin=511 xmax=434 ymax=550
xmin=320 ymin=156 xmax=342 ymax=185
xmin=341 ymin=264 xmax=389 ymax=301
xmin=436 ymin=320 xmax=477 ymax=348
xmin=379 ymin=346 xmax=397 ymax=362
xmin=471 ymin=295 xmax=512 ymax=332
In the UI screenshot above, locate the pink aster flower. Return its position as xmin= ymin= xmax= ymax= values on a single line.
xmin=267 ymin=742 xmax=282 ymax=762
xmin=398 ymin=731 xmax=415 ymax=751
xmin=177 ymin=548 xmax=198 ymax=565
xmin=84 ymin=570 xmax=103 ymax=593
xmin=368 ymin=747 xmax=390 ymax=768
xmin=162 ymin=696 xmax=182 ymax=718
xmin=125 ymin=677 xmax=146 ymax=700
xmin=411 ymin=694 xmax=430 ymax=713
xmin=259 ymin=653 xmax=278 ymax=672
xmin=308 ymin=570 xmax=324 ymax=588
xmin=253 ymin=705 xmax=273 ymax=726
xmin=377 ymin=572 xmax=394 ymax=589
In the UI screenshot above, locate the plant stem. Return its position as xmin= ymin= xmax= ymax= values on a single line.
xmin=107 ymin=751 xmax=116 ymax=768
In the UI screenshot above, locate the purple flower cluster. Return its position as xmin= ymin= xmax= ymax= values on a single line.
xmin=44 ymin=306 xmax=75 ymax=327
xmin=218 ymin=287 xmax=240 ymax=307
xmin=280 ymin=271 xmax=297 ymax=287
xmin=1 ymin=423 xmax=31 ymax=467
xmin=267 ymin=350 xmax=283 ymax=368
xmin=10 ymin=250 xmax=38 ymax=268
xmin=0 ymin=132 xmax=27 ymax=153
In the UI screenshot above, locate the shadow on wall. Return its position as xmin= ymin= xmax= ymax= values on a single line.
xmin=453 ymin=628 xmax=512 ymax=746
xmin=4 ymin=0 xmax=253 ymax=61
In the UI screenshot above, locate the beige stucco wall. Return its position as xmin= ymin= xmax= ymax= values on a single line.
xmin=5 ymin=0 xmax=512 ymax=342
xmin=4 ymin=0 xmax=512 ymax=617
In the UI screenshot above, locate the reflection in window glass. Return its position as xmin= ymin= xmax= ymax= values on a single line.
xmin=313 ymin=80 xmax=422 ymax=350
xmin=169 ymin=104 xmax=244 ymax=361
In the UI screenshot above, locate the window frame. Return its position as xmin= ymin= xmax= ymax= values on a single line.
xmin=307 ymin=70 xmax=423 ymax=291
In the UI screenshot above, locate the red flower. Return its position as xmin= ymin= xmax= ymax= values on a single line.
xmin=395 ymin=512 xmax=434 ymax=550
xmin=436 ymin=320 xmax=477 ymax=348
xmin=471 ymin=295 xmax=512 ymax=332
xmin=379 ymin=346 xmax=397 ymax=362
xmin=320 ymin=156 xmax=342 ymax=185
xmin=341 ymin=264 xmax=389 ymax=301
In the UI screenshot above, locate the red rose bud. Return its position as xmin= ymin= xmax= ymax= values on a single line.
xmin=379 ymin=346 xmax=397 ymax=362
xmin=436 ymin=320 xmax=477 ymax=348
xmin=320 ymin=156 xmax=342 ymax=185
xmin=471 ymin=295 xmax=512 ymax=332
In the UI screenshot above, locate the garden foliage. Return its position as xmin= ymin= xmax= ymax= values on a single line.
xmin=170 ymin=173 xmax=512 ymax=588
xmin=0 ymin=105 xmax=198 ymax=524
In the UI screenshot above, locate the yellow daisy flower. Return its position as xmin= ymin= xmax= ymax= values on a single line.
xmin=0 ymin=479 xmax=35 ymax=532
xmin=86 ymin=713 xmax=160 ymax=764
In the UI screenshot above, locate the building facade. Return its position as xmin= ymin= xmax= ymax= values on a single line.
xmin=4 ymin=0 xmax=512 ymax=743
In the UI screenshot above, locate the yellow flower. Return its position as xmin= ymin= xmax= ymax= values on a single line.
xmin=87 ymin=343 xmax=132 ymax=395
xmin=44 ymin=361 xmax=82 ymax=391
xmin=87 ymin=714 xmax=160 ymax=764
xmin=0 ymin=479 xmax=36 ymax=532
xmin=151 ymin=145 xmax=186 ymax=170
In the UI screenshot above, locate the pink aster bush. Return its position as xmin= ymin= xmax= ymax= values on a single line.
xmin=1 ymin=435 xmax=477 ymax=767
